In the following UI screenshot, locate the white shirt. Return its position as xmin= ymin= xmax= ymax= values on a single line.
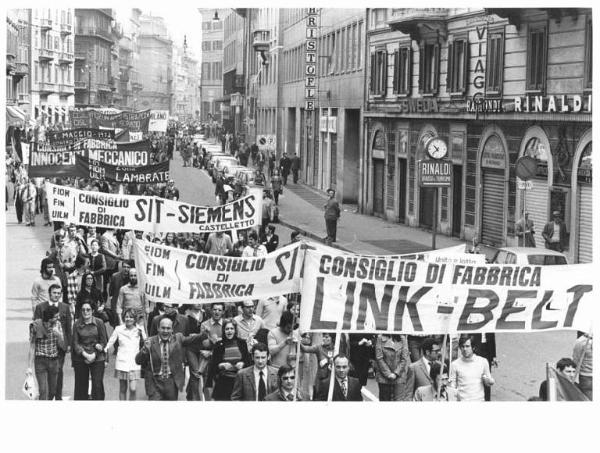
xmin=421 ymin=357 xmax=431 ymax=375
xmin=242 ymin=244 xmax=267 ymax=257
xmin=551 ymin=222 xmax=561 ymax=242
xmin=253 ymin=365 xmax=268 ymax=402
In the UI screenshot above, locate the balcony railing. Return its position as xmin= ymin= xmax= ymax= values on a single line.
xmin=40 ymin=18 xmax=53 ymax=30
xmin=97 ymin=83 xmax=111 ymax=92
xmin=252 ymin=29 xmax=271 ymax=52
xmin=76 ymin=26 xmax=112 ymax=42
xmin=74 ymin=80 xmax=88 ymax=90
xmin=60 ymin=23 xmax=72 ymax=35
xmin=15 ymin=62 xmax=29 ymax=76
xmin=38 ymin=82 xmax=57 ymax=93
xmin=58 ymin=52 xmax=74 ymax=64
xmin=18 ymin=93 xmax=30 ymax=104
xmin=59 ymin=84 xmax=75 ymax=95
xmin=38 ymin=48 xmax=55 ymax=61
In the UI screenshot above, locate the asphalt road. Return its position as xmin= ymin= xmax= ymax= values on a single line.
xmin=4 ymin=151 xmax=576 ymax=400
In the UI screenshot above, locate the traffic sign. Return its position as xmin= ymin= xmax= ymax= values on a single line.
xmin=515 ymin=156 xmax=537 ymax=181
xmin=419 ymin=159 xmax=452 ymax=187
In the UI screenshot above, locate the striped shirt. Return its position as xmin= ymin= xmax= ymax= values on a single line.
xmin=67 ymin=270 xmax=84 ymax=306
xmin=32 ymin=325 xmax=60 ymax=358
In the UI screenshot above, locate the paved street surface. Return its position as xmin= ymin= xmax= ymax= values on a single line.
xmin=5 ymin=148 xmax=575 ymax=400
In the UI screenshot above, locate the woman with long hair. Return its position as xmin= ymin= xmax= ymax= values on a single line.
xmin=88 ymin=238 xmax=106 ymax=292
xmin=75 ymin=271 xmax=107 ymax=321
xmin=105 ymin=308 xmax=146 ymax=400
xmin=162 ymin=232 xmax=177 ymax=248
xmin=71 ymin=301 xmax=107 ymax=400
xmin=207 ymin=319 xmax=252 ymax=400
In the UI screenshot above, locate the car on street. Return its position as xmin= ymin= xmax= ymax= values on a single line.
xmin=235 ymin=168 xmax=258 ymax=187
xmin=490 ymin=247 xmax=569 ymax=265
xmin=206 ymin=152 xmax=229 ymax=177
xmin=213 ymin=156 xmax=240 ymax=182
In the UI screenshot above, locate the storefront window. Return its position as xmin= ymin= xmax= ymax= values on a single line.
xmin=577 ymin=142 xmax=592 ymax=184
xmin=524 ymin=137 xmax=548 ymax=177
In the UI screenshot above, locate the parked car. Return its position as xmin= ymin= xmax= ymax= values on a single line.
xmin=206 ymin=152 xmax=228 ymax=177
xmin=490 ymin=247 xmax=568 ymax=265
xmin=213 ymin=156 xmax=239 ymax=182
xmin=235 ymin=168 xmax=257 ymax=187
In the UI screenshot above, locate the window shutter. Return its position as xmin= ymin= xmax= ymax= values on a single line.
xmin=461 ymin=39 xmax=469 ymax=93
xmin=407 ymin=47 xmax=413 ymax=94
xmin=370 ymin=52 xmax=376 ymax=93
xmin=382 ymin=51 xmax=388 ymax=96
xmin=418 ymin=43 xmax=425 ymax=93
xmin=393 ymin=49 xmax=399 ymax=94
xmin=433 ymin=43 xmax=440 ymax=94
xmin=447 ymin=42 xmax=454 ymax=92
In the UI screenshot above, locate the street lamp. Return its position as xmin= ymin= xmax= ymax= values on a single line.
xmin=212 ymin=11 xmax=220 ymax=23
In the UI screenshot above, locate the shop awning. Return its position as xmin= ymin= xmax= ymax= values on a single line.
xmin=6 ymin=105 xmax=28 ymax=127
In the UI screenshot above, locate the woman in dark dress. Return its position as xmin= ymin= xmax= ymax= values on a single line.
xmin=207 ymin=319 xmax=252 ymax=400
xmin=75 ymin=271 xmax=108 ymax=322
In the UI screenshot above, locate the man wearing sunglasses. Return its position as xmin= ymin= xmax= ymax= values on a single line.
xmin=265 ymin=364 xmax=306 ymax=401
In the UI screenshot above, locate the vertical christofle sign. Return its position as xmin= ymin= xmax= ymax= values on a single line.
xmin=305 ymin=8 xmax=319 ymax=111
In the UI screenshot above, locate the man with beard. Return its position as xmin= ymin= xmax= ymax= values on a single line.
xmin=31 ymin=258 xmax=63 ymax=314
xmin=116 ymin=268 xmax=147 ymax=330
xmin=108 ymin=260 xmax=132 ymax=327
xmin=33 ymin=284 xmax=72 ymax=400
xmin=136 ymin=317 xmax=203 ymax=400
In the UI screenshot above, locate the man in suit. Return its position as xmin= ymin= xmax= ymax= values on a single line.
xmin=407 ymin=337 xmax=442 ymax=397
xmin=135 ymin=317 xmax=202 ymax=400
xmin=265 ymin=364 xmax=306 ymax=401
xmin=542 ymin=210 xmax=568 ymax=252
xmin=317 ymin=354 xmax=363 ymax=401
xmin=33 ymin=283 xmax=72 ymax=400
xmin=231 ymin=342 xmax=278 ymax=401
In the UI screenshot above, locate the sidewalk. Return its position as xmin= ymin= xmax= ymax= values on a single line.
xmin=198 ymin=137 xmax=488 ymax=257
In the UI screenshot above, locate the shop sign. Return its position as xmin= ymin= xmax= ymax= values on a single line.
xmin=481 ymin=136 xmax=505 ymax=169
xmin=517 ymin=178 xmax=533 ymax=190
xmin=514 ymin=95 xmax=592 ymax=113
xmin=419 ymin=159 xmax=452 ymax=187
xmin=230 ymin=93 xmax=243 ymax=106
xmin=466 ymin=96 xmax=504 ymax=113
xmin=320 ymin=116 xmax=337 ymax=133
xmin=397 ymin=98 xmax=438 ymax=113
xmin=305 ymin=8 xmax=319 ymax=111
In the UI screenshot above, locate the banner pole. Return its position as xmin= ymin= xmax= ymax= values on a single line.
xmin=546 ymin=362 xmax=556 ymax=402
xmin=292 ymin=310 xmax=301 ymax=401
xmin=575 ymin=334 xmax=590 ymax=377
xmin=327 ymin=331 xmax=342 ymax=402
xmin=436 ymin=333 xmax=448 ymax=400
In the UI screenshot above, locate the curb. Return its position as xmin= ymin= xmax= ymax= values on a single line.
xmin=277 ymin=217 xmax=353 ymax=253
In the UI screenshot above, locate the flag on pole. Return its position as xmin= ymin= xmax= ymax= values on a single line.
xmin=546 ymin=364 xmax=589 ymax=401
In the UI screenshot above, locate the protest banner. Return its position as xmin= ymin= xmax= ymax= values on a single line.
xmin=75 ymin=154 xmax=170 ymax=184
xmin=47 ymin=183 xmax=262 ymax=233
xmin=28 ymin=140 xmax=151 ymax=178
xmin=70 ymin=109 xmax=151 ymax=132
xmin=47 ymin=128 xmax=115 ymax=146
xmin=299 ymin=248 xmax=594 ymax=335
xmin=149 ymin=110 xmax=169 ymax=132
xmin=133 ymin=239 xmax=304 ymax=304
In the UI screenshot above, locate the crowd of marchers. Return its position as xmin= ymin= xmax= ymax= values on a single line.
xmin=12 ymin=123 xmax=593 ymax=402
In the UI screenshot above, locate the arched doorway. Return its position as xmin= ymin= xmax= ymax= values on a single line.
xmin=519 ymin=134 xmax=551 ymax=249
xmin=372 ymin=129 xmax=386 ymax=216
xmin=480 ymin=134 xmax=507 ymax=246
xmin=575 ymin=142 xmax=592 ymax=263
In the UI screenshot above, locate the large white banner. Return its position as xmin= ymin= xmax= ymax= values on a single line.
xmin=133 ymin=239 xmax=305 ymax=304
xmin=149 ymin=110 xmax=169 ymax=132
xmin=47 ymin=183 xmax=262 ymax=234
xmin=299 ymin=248 xmax=594 ymax=335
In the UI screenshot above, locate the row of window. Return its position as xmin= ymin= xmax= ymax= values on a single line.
xmin=35 ymin=32 xmax=73 ymax=53
xmin=202 ymin=20 xmax=223 ymax=31
xmin=281 ymin=20 xmax=363 ymax=84
xmin=370 ymin=18 xmax=593 ymax=97
xmin=34 ymin=62 xmax=72 ymax=85
xmin=34 ymin=9 xmax=73 ymax=25
xmin=282 ymin=8 xmax=308 ymax=28
xmin=202 ymin=40 xmax=223 ymax=51
xmin=202 ymin=61 xmax=222 ymax=82
xmin=223 ymin=42 xmax=237 ymax=69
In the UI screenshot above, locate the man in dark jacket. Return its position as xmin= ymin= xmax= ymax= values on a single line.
xmin=136 ymin=317 xmax=202 ymax=400
xmin=317 ymin=354 xmax=363 ymax=401
xmin=542 ymin=210 xmax=568 ymax=252
xmin=290 ymin=152 xmax=301 ymax=183
xmin=264 ymin=364 xmax=306 ymax=401
xmin=279 ymin=152 xmax=291 ymax=185
xmin=323 ymin=188 xmax=341 ymax=244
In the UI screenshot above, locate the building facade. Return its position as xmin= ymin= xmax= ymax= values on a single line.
xmin=362 ymin=8 xmax=592 ymax=263
xmin=279 ymin=8 xmax=365 ymax=201
xmin=199 ymin=9 xmax=226 ymax=123
xmin=74 ymin=9 xmax=114 ymax=108
xmin=173 ymin=43 xmax=201 ymax=121
xmin=137 ymin=14 xmax=173 ymax=112
xmin=22 ymin=8 xmax=76 ymax=124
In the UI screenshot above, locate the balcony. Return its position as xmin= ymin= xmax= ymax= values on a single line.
xmin=387 ymin=8 xmax=448 ymax=40
xmin=58 ymin=52 xmax=74 ymax=64
xmin=97 ymin=83 xmax=112 ymax=92
xmin=74 ymin=80 xmax=88 ymax=90
xmin=252 ymin=29 xmax=271 ymax=52
xmin=131 ymin=81 xmax=143 ymax=91
xmin=38 ymin=82 xmax=57 ymax=94
xmin=18 ymin=93 xmax=30 ymax=104
xmin=75 ymin=52 xmax=87 ymax=61
xmin=38 ymin=48 xmax=55 ymax=61
xmin=60 ymin=23 xmax=73 ymax=35
xmin=40 ymin=18 xmax=53 ymax=30
xmin=6 ymin=55 xmax=16 ymax=74
xmin=13 ymin=62 xmax=29 ymax=81
xmin=76 ymin=26 xmax=113 ymax=43
xmin=59 ymin=84 xmax=75 ymax=95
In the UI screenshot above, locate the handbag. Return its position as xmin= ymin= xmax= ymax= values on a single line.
xmin=22 ymin=369 xmax=39 ymax=400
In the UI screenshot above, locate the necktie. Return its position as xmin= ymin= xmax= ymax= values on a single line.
xmin=258 ymin=370 xmax=266 ymax=401
xmin=160 ymin=341 xmax=169 ymax=378
xmin=286 ymin=392 xmax=294 ymax=401
xmin=340 ymin=379 xmax=348 ymax=398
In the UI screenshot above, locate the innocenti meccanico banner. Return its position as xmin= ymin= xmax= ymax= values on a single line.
xmin=74 ymin=154 xmax=170 ymax=184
